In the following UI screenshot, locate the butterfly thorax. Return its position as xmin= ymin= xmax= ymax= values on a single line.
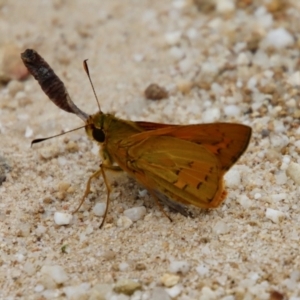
xmin=85 ymin=111 xmax=145 ymax=167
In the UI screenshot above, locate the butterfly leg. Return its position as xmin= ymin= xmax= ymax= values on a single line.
xmin=98 ymin=164 xmax=123 ymax=228
xmin=72 ymin=164 xmax=123 ymax=228
xmin=73 ymin=168 xmax=103 ymax=213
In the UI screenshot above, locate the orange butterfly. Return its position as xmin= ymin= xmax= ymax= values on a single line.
xmin=21 ymin=49 xmax=252 ymax=227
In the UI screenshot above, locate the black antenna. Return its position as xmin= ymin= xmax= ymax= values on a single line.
xmin=31 ymin=125 xmax=87 ymax=146
xmin=83 ymin=59 xmax=101 ymax=112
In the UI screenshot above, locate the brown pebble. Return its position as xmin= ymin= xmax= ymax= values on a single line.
xmin=43 ymin=197 xmax=53 ymax=204
xmin=0 ymin=156 xmax=11 ymax=185
xmin=135 ymin=262 xmax=146 ymax=271
xmin=0 ymin=165 xmax=6 ymax=185
xmin=0 ymin=44 xmax=29 ymax=82
xmin=102 ymin=250 xmax=116 ymax=260
xmin=58 ymin=182 xmax=71 ymax=192
xmin=144 ymin=83 xmax=168 ymax=100
xmin=269 ymin=290 xmax=285 ymax=300
xmin=265 ymin=0 xmax=285 ymax=13
xmin=65 ymin=141 xmax=79 ymax=152
xmin=193 ymin=0 xmax=215 ymax=12
xmin=56 ymin=191 xmax=67 ymax=201
xmin=114 ymin=279 xmax=142 ymax=295
xmin=177 ymin=80 xmax=193 ymax=94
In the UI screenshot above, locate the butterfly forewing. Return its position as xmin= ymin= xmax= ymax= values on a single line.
xmin=130 ymin=122 xmax=251 ymax=170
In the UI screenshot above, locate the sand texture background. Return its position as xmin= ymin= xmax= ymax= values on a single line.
xmin=1 ymin=1 xmax=300 ymax=299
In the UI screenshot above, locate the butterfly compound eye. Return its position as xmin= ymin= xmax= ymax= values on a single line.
xmin=92 ymin=127 xmax=105 ymax=143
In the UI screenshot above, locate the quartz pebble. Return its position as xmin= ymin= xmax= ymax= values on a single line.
xmin=117 ymin=216 xmax=133 ymax=228
xmin=90 ymin=283 xmax=113 ymax=300
xmin=165 ymin=31 xmax=181 ymax=45
xmin=63 ymin=283 xmax=90 ymax=300
xmin=93 ymin=203 xmax=107 ymax=217
xmin=196 ymin=264 xmax=209 ymax=276
xmin=123 ymin=206 xmax=146 ymax=222
xmin=41 ymin=265 xmax=69 ymax=285
xmin=266 ymin=208 xmax=285 ymax=223
xmin=166 ymin=284 xmax=182 ymax=298
xmin=152 ymin=287 xmax=171 ymax=300
xmin=215 ymin=0 xmax=235 ymax=13
xmin=7 ymin=80 xmax=24 ymax=96
xmin=161 ymin=273 xmax=180 ymax=287
xmin=213 ymin=220 xmax=230 ymax=234
xmin=263 ymin=28 xmax=294 ymax=49
xmin=286 ymin=162 xmax=300 ymax=185
xmin=224 ymin=169 xmax=241 ymax=188
xmin=54 ymin=212 xmax=73 ymax=225
xmin=169 ymin=260 xmax=190 ymax=274
xmin=200 ymin=286 xmax=217 ymax=300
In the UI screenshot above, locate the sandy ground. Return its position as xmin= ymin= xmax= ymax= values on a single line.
xmin=1 ymin=1 xmax=300 ymax=299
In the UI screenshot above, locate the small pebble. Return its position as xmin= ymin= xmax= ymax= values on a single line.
xmin=152 ymin=287 xmax=171 ymax=300
xmin=270 ymin=193 xmax=286 ymax=202
xmin=65 ymin=140 xmax=79 ymax=152
xmin=23 ymin=261 xmax=36 ymax=276
xmin=196 ymin=264 xmax=209 ymax=276
xmin=123 ymin=206 xmax=146 ymax=222
xmin=161 ymin=273 xmax=180 ymax=287
xmin=266 ymin=208 xmax=285 ymax=223
xmin=169 ymin=46 xmax=184 ymax=59
xmin=138 ymin=189 xmax=147 ymax=197
xmin=54 ymin=212 xmax=73 ymax=225
xmin=224 ymin=105 xmax=241 ymax=117
xmin=39 ymin=145 xmax=60 ymax=160
xmin=24 ymin=126 xmax=33 ymax=138
xmin=176 ymin=79 xmax=193 ymax=94
xmin=0 ymin=43 xmax=29 ymax=81
xmin=0 ymin=165 xmax=6 ymax=185
xmin=102 ymin=250 xmax=116 ymax=260
xmin=200 ymin=286 xmax=217 ymax=300
xmin=286 ymin=162 xmax=300 ymax=185
xmin=41 ymin=265 xmax=69 ymax=285
xmin=144 ymin=83 xmax=168 ymax=100
xmin=114 ymin=279 xmax=142 ymax=295
xmin=34 ymin=284 xmax=44 ymax=293
xmin=254 ymin=193 xmax=262 ymax=200
xmin=215 ymin=0 xmax=235 ymax=13
xmin=169 ymin=261 xmax=190 ymax=274
xmin=63 ymin=283 xmax=90 ymax=300
xmin=237 ymin=52 xmax=250 ymax=65
xmin=202 ymin=108 xmax=221 ymax=123
xmin=7 ymin=80 xmax=24 ymax=96
xmin=93 ymin=203 xmax=107 ymax=217
xmin=263 ymin=28 xmax=294 ymax=49
xmin=165 ymin=31 xmax=182 ymax=45
xmin=238 ymin=195 xmax=252 ymax=209
xmin=224 ymin=169 xmax=241 ymax=188
xmin=213 ymin=220 xmax=230 ymax=235
xmin=135 ymin=262 xmax=146 ymax=271
xmin=118 ymin=262 xmax=129 ymax=271
xmin=269 ymin=290 xmax=285 ymax=300
xmin=117 ymin=216 xmax=133 ymax=228
xmin=166 ymin=284 xmax=182 ymax=298
xmin=287 ymin=71 xmax=300 ymax=87
xmin=90 ymin=283 xmax=113 ymax=300
xmin=58 ymin=182 xmax=71 ymax=192
xmin=17 ymin=223 xmax=31 ymax=237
